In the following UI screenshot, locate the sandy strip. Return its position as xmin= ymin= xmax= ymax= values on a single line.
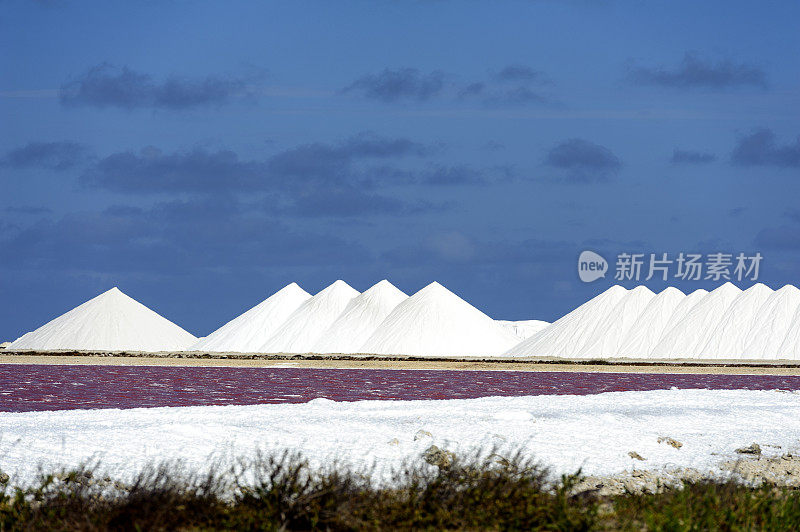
xmin=2 ymin=353 xmax=800 ymax=374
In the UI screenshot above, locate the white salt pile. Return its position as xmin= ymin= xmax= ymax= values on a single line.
xmin=504 ymin=285 xmax=628 ymax=358
xmin=698 ymin=284 xmax=773 ymax=359
xmin=8 ymin=287 xmax=196 ymax=352
xmin=259 ymin=280 xmax=360 ymax=354
xmin=650 ymin=282 xmax=743 ymax=358
xmin=617 ymin=287 xmax=686 ymax=358
xmin=190 ymin=283 xmax=311 ymax=353
xmin=313 ymin=280 xmax=408 ymax=354
xmin=496 ymin=320 xmax=550 ymax=340
xmin=779 ymin=303 xmax=800 ymax=358
xmin=506 ymin=282 xmax=800 ymax=360
xmin=652 ymin=288 xmax=709 ymax=347
xmin=741 ymin=285 xmax=800 ymax=359
xmin=360 ymin=281 xmax=519 ymax=357
xmin=577 ymin=285 xmax=655 ymax=358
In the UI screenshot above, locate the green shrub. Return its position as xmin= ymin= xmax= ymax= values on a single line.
xmin=2 ymin=453 xmax=800 ymax=531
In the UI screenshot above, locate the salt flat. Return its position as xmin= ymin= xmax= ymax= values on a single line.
xmin=1 ymin=389 xmax=799 ymax=486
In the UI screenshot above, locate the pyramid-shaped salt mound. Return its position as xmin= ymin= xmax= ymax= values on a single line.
xmin=744 ymin=285 xmax=800 ymax=359
xmin=360 ymin=282 xmax=518 ymax=357
xmin=191 ymin=283 xmax=311 ymax=353
xmin=313 ymin=280 xmax=408 ymax=354
xmin=698 ymin=283 xmax=773 ymax=358
xmin=646 ymin=288 xmax=709 ymax=357
xmin=616 ymin=287 xmax=686 ymax=358
xmin=650 ymin=282 xmax=743 ymax=358
xmin=504 ymin=285 xmax=628 ymax=358
xmin=778 ymin=303 xmax=800 ymax=359
xmin=9 ymin=287 xmax=196 ymax=352
xmin=576 ymin=285 xmax=656 ymax=358
xmin=496 ymin=320 xmax=550 ymax=341
xmin=259 ymin=280 xmax=360 ymax=354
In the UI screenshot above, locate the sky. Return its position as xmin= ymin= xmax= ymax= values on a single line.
xmin=1 ymin=0 xmax=799 ymax=340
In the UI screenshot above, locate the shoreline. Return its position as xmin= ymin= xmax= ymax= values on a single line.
xmin=3 ymin=351 xmax=800 ymax=374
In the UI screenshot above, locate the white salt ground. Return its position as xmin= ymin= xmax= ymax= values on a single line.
xmin=1 ymin=389 xmax=798 ymax=487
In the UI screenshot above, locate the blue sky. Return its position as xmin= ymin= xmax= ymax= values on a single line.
xmin=1 ymin=0 xmax=799 ymax=339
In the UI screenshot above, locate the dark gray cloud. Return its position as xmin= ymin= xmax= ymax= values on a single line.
xmin=786 ymin=209 xmax=800 ymax=223
xmin=458 ymin=82 xmax=485 ymax=98
xmin=494 ymin=65 xmax=542 ymax=82
xmin=342 ymin=68 xmax=445 ymax=102
xmin=83 ymin=133 xmax=433 ymax=195
xmin=671 ymin=149 xmax=716 ymax=164
xmin=82 ymin=146 xmax=268 ymax=193
xmin=1 ymin=141 xmax=89 ymax=171
xmin=460 ymin=64 xmax=549 ymax=106
xmin=367 ymin=162 xmax=509 ymax=187
xmin=383 ymin=232 xmax=577 ymax=267
xmin=461 ymin=84 xmax=547 ymax=106
xmin=484 ymin=141 xmax=505 ymax=151
xmin=0 ymin=220 xmax=20 ymax=235
xmin=628 ymin=53 xmax=767 ymax=89
xmin=60 ymin=63 xmax=257 ymax=110
xmin=7 ymin=206 xmax=52 ymax=215
xmin=545 ymin=138 xmax=622 ymax=182
xmin=755 ymin=226 xmax=800 ymax=250
xmin=0 ymin=197 xmax=369 ymax=275
xmin=267 ymin=133 xmax=433 ymax=185
xmin=79 ymin=133 xmax=450 ymax=217
xmin=421 ymin=165 xmax=487 ymax=185
xmin=732 ymin=128 xmax=800 ymax=167
xmin=344 ymin=65 xmax=550 ymax=106
xmin=279 ymin=187 xmax=433 ymax=217
xmin=485 ymin=86 xmax=547 ymax=105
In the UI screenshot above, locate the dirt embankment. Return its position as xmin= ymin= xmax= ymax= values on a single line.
xmin=2 ymin=351 xmax=800 ymax=374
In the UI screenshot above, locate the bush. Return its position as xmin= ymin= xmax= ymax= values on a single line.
xmin=2 ymin=453 xmax=800 ymax=530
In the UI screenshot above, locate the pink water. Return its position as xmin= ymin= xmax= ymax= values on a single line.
xmin=1 ymin=364 xmax=799 ymax=412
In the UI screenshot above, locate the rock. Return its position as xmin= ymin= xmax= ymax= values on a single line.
xmin=657 ymin=436 xmax=683 ymax=449
xmin=414 ymin=430 xmax=433 ymax=441
xmin=628 ymin=451 xmax=646 ymax=461
xmin=422 ymin=445 xmax=455 ymax=469
xmin=721 ymin=454 xmax=800 ymax=487
xmin=0 ymin=472 xmax=8 ymax=484
xmin=572 ymin=455 xmax=800 ymax=497
xmin=387 ymin=438 xmax=400 ymax=446
xmin=736 ymin=443 xmax=762 ymax=455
